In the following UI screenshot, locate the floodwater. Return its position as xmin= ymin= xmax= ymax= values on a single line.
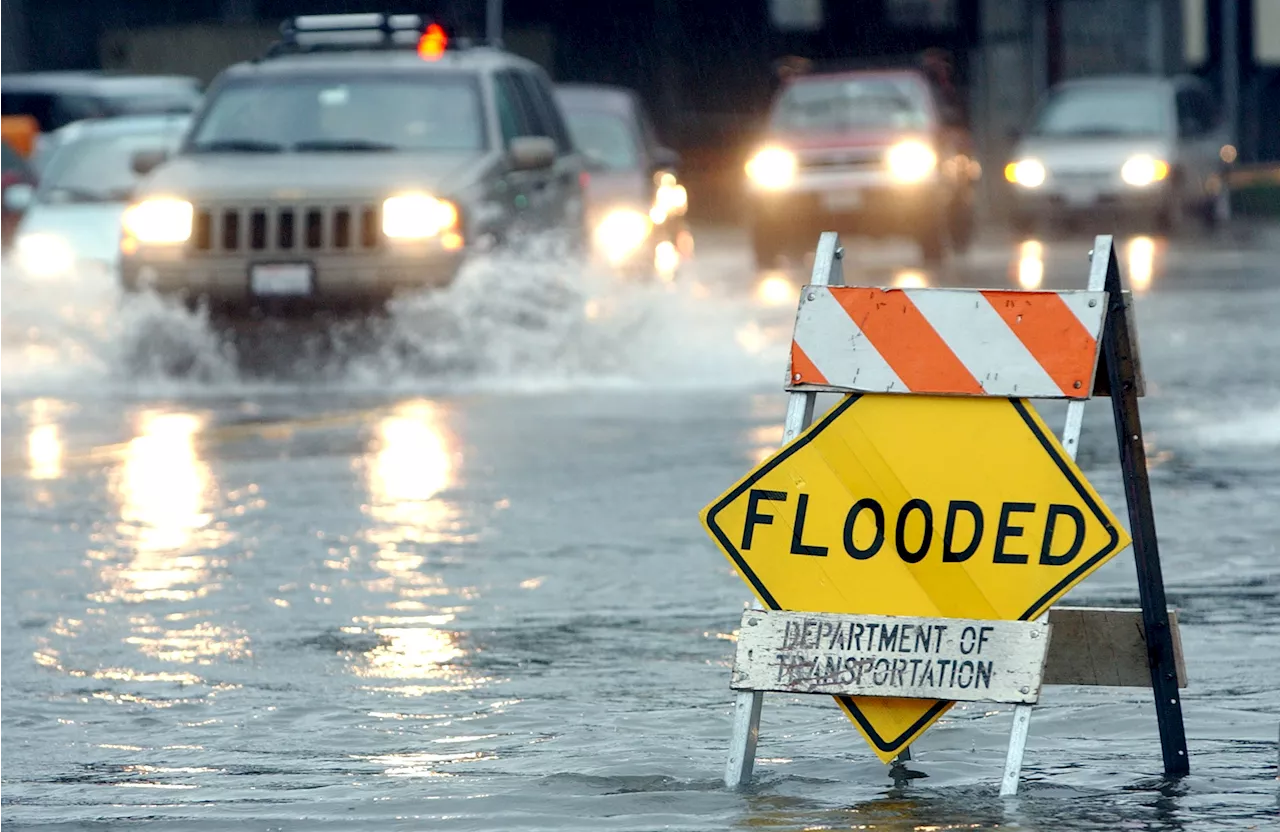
xmin=3 ymin=229 xmax=1278 ymax=830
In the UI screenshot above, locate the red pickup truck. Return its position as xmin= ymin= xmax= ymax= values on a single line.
xmin=744 ymin=67 xmax=978 ymax=266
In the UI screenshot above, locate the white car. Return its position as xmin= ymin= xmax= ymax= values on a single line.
xmin=9 ymin=114 xmax=191 ymax=284
xmin=1005 ymin=75 xmax=1232 ymax=233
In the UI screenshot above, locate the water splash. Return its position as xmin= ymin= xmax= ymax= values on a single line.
xmin=1 ymin=237 xmax=793 ymax=398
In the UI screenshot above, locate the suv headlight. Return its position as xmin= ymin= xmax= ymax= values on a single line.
xmin=885 ymin=140 xmax=937 ymax=183
xmin=1006 ymin=158 xmax=1046 ymax=188
xmin=745 ymin=147 xmax=797 ymax=190
xmin=122 ymin=198 xmax=193 ymax=245
xmin=382 ymin=193 xmax=459 ymax=240
xmin=594 ymin=208 xmax=652 ymax=265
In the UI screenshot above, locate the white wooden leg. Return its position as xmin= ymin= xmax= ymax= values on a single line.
xmin=1001 ymin=252 xmax=1105 ymax=797
xmin=1000 ymin=703 xmax=1034 ymax=796
xmin=725 ymin=689 xmax=764 ymax=788
xmin=721 ymin=232 xmax=845 ymax=790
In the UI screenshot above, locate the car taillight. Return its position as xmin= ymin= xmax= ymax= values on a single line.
xmin=579 ymin=171 xmax=590 ymax=190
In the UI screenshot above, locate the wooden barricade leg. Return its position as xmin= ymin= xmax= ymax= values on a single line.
xmin=724 ymin=232 xmax=845 ymax=789
xmin=998 ymin=237 xmax=1109 ymax=797
xmin=1096 ymin=235 xmax=1190 ymax=777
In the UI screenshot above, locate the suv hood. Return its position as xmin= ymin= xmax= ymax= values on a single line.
xmin=139 ymin=151 xmax=492 ymax=201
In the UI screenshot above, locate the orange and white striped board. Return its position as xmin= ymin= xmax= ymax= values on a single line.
xmin=788 ymin=287 xmax=1109 ymax=400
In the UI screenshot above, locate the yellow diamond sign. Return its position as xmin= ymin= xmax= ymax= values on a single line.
xmin=701 ymin=394 xmax=1131 ymax=761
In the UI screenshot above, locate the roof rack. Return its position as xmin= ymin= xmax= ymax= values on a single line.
xmin=266 ymin=13 xmax=434 ymax=57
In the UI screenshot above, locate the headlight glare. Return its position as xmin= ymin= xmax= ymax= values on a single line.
xmin=1008 ymin=158 xmax=1049 ymax=188
xmin=745 ymin=147 xmax=797 ymax=190
xmin=382 ymin=193 xmax=459 ymax=240
xmin=1120 ymin=155 xmax=1169 ymax=187
xmin=16 ymin=233 xmax=76 ymax=278
xmin=1010 ymin=158 xmax=1047 ymax=188
xmin=653 ymin=175 xmax=688 ymax=219
xmin=885 ymin=140 xmax=938 ymax=183
xmin=594 ymin=208 xmax=652 ymax=265
xmin=121 ymin=197 xmax=193 ymax=244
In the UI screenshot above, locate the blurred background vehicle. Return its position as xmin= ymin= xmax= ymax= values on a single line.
xmin=1 ymin=72 xmax=202 ymax=179
xmin=2 ymin=138 xmax=38 ymax=250
xmin=8 ymin=114 xmax=191 ymax=283
xmin=555 ymin=83 xmax=691 ymax=280
xmin=744 ymin=66 xmax=977 ymax=267
xmin=119 ymin=14 xmax=586 ymax=318
xmin=1 ymin=72 xmax=203 ymax=134
xmin=1005 ymin=75 xmax=1233 ymax=234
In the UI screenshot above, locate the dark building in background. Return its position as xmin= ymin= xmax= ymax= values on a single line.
xmin=4 ymin=0 xmax=1275 ymax=217
xmin=2 ymin=0 xmax=982 ymax=219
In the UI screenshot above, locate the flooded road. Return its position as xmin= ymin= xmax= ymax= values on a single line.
xmin=3 ymin=228 xmax=1278 ymax=830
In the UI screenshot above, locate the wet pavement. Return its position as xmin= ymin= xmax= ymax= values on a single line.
xmin=3 ymin=227 xmax=1279 ymax=830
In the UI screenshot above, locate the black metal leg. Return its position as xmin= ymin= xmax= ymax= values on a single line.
xmin=1100 ymin=242 xmax=1190 ymax=777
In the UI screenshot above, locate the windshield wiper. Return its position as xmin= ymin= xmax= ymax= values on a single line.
xmin=292 ymin=139 xmax=397 ymax=152
xmin=190 ymin=139 xmax=285 ymax=153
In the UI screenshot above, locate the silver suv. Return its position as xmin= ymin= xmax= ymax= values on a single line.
xmin=121 ymin=14 xmax=585 ymax=316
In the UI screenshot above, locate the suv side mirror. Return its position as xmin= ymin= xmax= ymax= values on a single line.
xmin=3 ymin=183 xmax=35 ymax=213
xmin=131 ymin=148 xmax=169 ymax=176
xmin=509 ymin=136 xmax=556 ymax=171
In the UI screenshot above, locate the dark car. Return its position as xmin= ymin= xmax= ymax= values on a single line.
xmin=1 ymin=72 xmax=203 ymax=134
xmin=554 ymin=83 xmax=690 ymax=278
xmin=745 ymin=68 xmax=978 ymax=265
xmin=120 ymin=14 xmax=586 ymax=317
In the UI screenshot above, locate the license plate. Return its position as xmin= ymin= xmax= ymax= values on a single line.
xmin=1061 ymin=187 xmax=1097 ymax=208
xmin=822 ymin=191 xmax=863 ymax=212
xmin=250 ymin=263 xmax=313 ymax=296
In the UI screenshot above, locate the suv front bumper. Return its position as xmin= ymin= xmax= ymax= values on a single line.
xmin=122 ymin=245 xmax=465 ymax=312
xmin=748 ymin=169 xmax=945 ymax=237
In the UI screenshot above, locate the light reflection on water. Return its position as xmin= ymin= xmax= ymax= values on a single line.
xmin=1126 ymin=235 xmax=1156 ymax=293
xmin=745 ymin=423 xmax=784 ymax=465
xmin=352 ymin=400 xmax=484 ymax=695
xmin=355 ymin=749 xmax=495 ymax=778
xmin=363 ymin=399 xmax=469 ymax=547
xmin=23 ymin=398 xmax=67 ymax=507
xmin=28 ymin=423 xmax=63 ymax=480
xmin=113 ymin=412 xmax=214 ymax=558
xmin=75 ymin=409 xmax=250 ymax=684
xmin=1016 ymin=239 xmax=1045 ymax=289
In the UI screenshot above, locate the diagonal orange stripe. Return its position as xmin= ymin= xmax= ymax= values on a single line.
xmin=981 ymin=291 xmax=1098 ymax=397
xmin=830 ymin=288 xmax=983 ymax=394
xmin=789 ymin=342 xmax=828 ymax=386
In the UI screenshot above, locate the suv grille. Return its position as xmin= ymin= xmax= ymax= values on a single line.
xmin=192 ymin=204 xmax=382 ymax=254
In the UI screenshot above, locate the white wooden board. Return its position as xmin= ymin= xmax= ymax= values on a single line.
xmin=731 ymin=610 xmax=1050 ymax=704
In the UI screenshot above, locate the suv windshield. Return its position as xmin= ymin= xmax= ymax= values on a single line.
xmin=563 ymin=110 xmax=639 ymax=170
xmin=39 ymin=131 xmax=182 ymax=203
xmin=190 ymin=75 xmax=486 ymax=153
xmin=1031 ymin=87 xmax=1168 ymax=137
xmin=771 ymin=77 xmax=930 ymax=133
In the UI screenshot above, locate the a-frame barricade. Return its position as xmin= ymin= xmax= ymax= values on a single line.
xmin=711 ymin=232 xmax=1188 ymax=795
